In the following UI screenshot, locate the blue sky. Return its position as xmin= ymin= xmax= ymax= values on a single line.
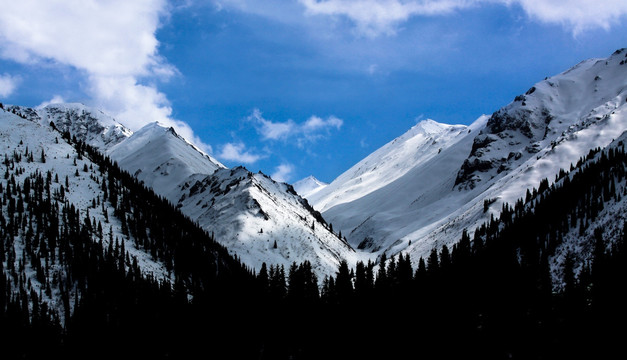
xmin=1 ymin=1 xmax=626 ymax=183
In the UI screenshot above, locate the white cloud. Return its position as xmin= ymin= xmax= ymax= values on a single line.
xmin=271 ymin=163 xmax=295 ymax=183
xmin=511 ymin=0 xmax=627 ymax=34
xmin=0 ymin=73 xmax=19 ymax=98
xmin=248 ymin=109 xmax=344 ymax=147
xmin=219 ymin=142 xmax=264 ymax=164
xmin=0 ymin=0 xmax=211 ymax=151
xmin=300 ymin=115 xmax=343 ymax=145
xmin=248 ymin=108 xmax=296 ymax=140
xmin=299 ymin=0 xmax=473 ymax=36
xmin=218 ymin=0 xmax=627 ymax=37
xmin=0 ymin=0 xmax=168 ymax=77
xmin=303 ymin=115 xmax=343 ymax=132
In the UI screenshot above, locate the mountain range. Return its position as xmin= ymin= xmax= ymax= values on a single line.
xmin=304 ymin=48 xmax=627 ymax=280
xmin=7 ymin=102 xmax=357 ymax=280
xmin=4 ymin=48 xmax=627 ymax=282
xmin=1 ymin=47 xmax=626 ymax=359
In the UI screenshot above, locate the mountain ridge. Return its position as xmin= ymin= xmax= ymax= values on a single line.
xmin=3 ymin=48 xmax=625 ymax=280
xmin=293 ymin=175 xmax=328 ymax=198
xmin=305 ymin=48 xmax=627 ymax=271
xmin=7 ymin=102 xmax=357 ymax=279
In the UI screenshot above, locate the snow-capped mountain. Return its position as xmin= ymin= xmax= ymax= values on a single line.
xmin=293 ymin=175 xmax=328 ymax=199
xmin=9 ymin=102 xmax=356 ymax=278
xmin=8 ymin=103 xmax=132 ymax=150
xmin=108 ymin=121 xmax=356 ymax=277
xmin=307 ymin=48 xmax=627 ymax=268
xmin=176 ymin=167 xmax=356 ymax=275
xmin=308 ymin=118 xmax=477 ymax=212
xmin=456 ymin=48 xmax=627 ymax=191
xmin=108 ymin=121 xmax=225 ymax=201
xmin=308 ymin=115 xmax=487 ymax=255
xmin=0 ymin=106 xmax=171 ymax=319
xmin=5 ymin=49 xmax=626 ymax=279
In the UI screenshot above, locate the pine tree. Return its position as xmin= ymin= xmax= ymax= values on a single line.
xmin=335 ymin=260 xmax=353 ymax=303
xmin=375 ymin=253 xmax=388 ymax=291
xmin=258 ymin=263 xmax=269 ymax=294
xmin=562 ymin=252 xmax=576 ymax=296
xmin=427 ymin=248 xmax=439 ymax=274
xmin=439 ymin=245 xmax=451 ymax=271
xmin=354 ymin=261 xmax=373 ymax=298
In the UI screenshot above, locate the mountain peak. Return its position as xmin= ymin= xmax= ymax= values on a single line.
xmin=412 ymin=119 xmax=450 ymax=134
xmin=137 ymin=120 xmax=168 ymax=132
xmin=455 ymin=48 xmax=627 ymax=190
xmin=294 ymin=176 xmax=328 ymax=198
xmin=109 ymin=121 xmax=225 ymax=200
xmin=37 ymin=102 xmax=86 ymax=110
xmin=309 ymin=116 xmax=471 ymax=213
xmin=9 ymin=102 xmax=132 ymax=150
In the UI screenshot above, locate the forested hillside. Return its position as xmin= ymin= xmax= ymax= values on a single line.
xmin=1 ymin=105 xmax=626 ymax=359
xmin=0 ymin=106 xmax=257 ymax=358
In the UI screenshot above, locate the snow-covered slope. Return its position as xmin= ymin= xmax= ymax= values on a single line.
xmin=309 ymin=119 xmax=473 ymax=212
xmin=546 ymin=132 xmax=627 ymax=288
xmin=9 ymin=103 xmax=132 ymax=150
xmin=0 ymin=107 xmax=170 ymax=319
xmin=311 ymin=116 xmax=487 ymax=254
xmin=455 ymin=48 xmax=627 ymax=191
xmin=109 ymin=122 xmax=225 ymax=201
xmin=308 ymin=48 xmax=627 ymax=267
xmin=107 ymin=122 xmax=356 ymax=277
xmin=8 ymin=104 xmax=358 ymax=278
xmin=176 ymin=167 xmax=357 ymax=277
xmin=293 ymin=175 xmax=328 ymax=199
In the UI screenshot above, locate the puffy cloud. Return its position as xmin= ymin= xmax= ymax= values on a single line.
xmin=0 ymin=0 xmax=168 ymax=76
xmin=303 ymin=115 xmax=343 ymax=132
xmin=0 ymin=73 xmax=19 ymax=98
xmin=222 ymin=0 xmax=627 ymax=36
xmin=219 ymin=142 xmax=265 ymax=164
xmin=511 ymin=0 xmax=627 ymax=34
xmin=301 ymin=115 xmax=343 ymax=145
xmin=299 ymin=0 xmax=473 ymax=36
xmin=248 ymin=109 xmax=344 ymax=147
xmin=271 ymin=163 xmax=295 ymax=183
xmin=0 ymin=0 xmax=211 ymax=151
xmin=248 ymin=108 xmax=297 ymax=141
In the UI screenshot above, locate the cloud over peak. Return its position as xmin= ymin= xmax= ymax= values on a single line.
xmin=0 ymin=0 xmax=210 ymax=151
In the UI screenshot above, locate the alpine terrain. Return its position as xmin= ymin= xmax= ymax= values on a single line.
xmin=8 ymin=103 xmax=357 ymax=279
xmin=1 ymin=49 xmax=626 ymax=359
xmin=304 ymin=48 xmax=627 ymax=279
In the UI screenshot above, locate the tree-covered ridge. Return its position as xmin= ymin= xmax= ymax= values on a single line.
xmin=0 ymin=109 xmax=257 ymax=357
xmin=300 ymin=137 xmax=627 ymax=359
xmin=1 ymin=103 xmax=626 ymax=359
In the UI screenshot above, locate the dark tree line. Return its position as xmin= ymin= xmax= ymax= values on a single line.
xmin=248 ymin=141 xmax=627 ymax=359
xmin=0 ymin=119 xmax=260 ymax=358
